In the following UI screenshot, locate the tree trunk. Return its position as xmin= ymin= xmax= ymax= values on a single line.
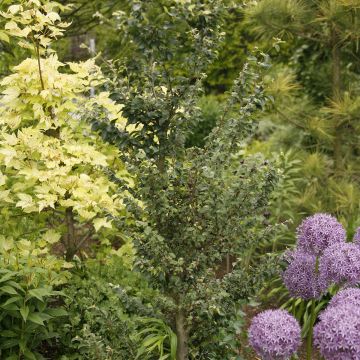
xmin=175 ymin=309 xmax=189 ymax=360
xmin=331 ymin=25 xmax=342 ymax=172
xmin=65 ymin=207 xmax=76 ymax=261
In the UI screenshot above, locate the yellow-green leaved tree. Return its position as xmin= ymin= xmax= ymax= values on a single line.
xmin=0 ymin=0 xmax=132 ymax=260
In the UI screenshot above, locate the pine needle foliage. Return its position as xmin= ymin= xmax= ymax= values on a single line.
xmin=245 ymin=0 xmax=360 ymax=237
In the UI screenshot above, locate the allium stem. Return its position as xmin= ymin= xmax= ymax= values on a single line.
xmin=306 ymin=299 xmax=316 ymax=360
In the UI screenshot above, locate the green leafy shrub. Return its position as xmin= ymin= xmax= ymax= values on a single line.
xmin=0 ymin=237 xmax=68 ymax=360
xmin=57 ymin=256 xmax=168 ymax=360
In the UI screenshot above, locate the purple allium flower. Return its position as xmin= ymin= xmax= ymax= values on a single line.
xmin=248 ymin=309 xmax=301 ymax=360
xmin=296 ymin=213 xmax=346 ymax=256
xmin=314 ymin=303 xmax=360 ymax=360
xmin=319 ymin=242 xmax=360 ymax=286
xmin=282 ymin=250 xmax=327 ymax=299
xmin=353 ymin=227 xmax=360 ymax=246
xmin=328 ymin=288 xmax=360 ymax=309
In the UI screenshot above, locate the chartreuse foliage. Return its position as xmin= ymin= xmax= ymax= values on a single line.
xmin=0 ymin=0 xmax=132 ymax=260
xmin=0 ymin=1 xmax=137 ymax=358
xmin=91 ymin=1 xmax=279 ymax=359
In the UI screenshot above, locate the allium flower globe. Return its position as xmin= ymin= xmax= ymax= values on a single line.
xmin=248 ymin=309 xmax=301 ymax=360
xmin=314 ymin=303 xmax=360 ymax=360
xmin=296 ymin=213 xmax=346 ymax=256
xmin=319 ymin=242 xmax=360 ymax=286
xmin=283 ymin=251 xmax=326 ymax=299
xmin=328 ymin=288 xmax=360 ymax=308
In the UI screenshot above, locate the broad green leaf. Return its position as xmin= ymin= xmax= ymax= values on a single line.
xmin=7 ymin=281 xmax=25 ymax=292
xmin=20 ymin=305 xmax=29 ymax=321
xmin=0 ymin=338 xmax=19 ymax=349
xmin=0 ymin=285 xmax=18 ymax=295
xmin=1 ymin=303 xmax=19 ymax=311
xmin=0 ymin=330 xmax=17 ymax=337
xmin=28 ymin=313 xmax=44 ymax=326
xmin=46 ymin=308 xmax=67 ymax=317
xmin=2 ymin=296 xmax=21 ymax=307
xmin=23 ymin=349 xmax=37 ymax=360
xmin=28 ymin=288 xmax=52 ymax=302
xmin=0 ymin=272 xmax=15 ymax=283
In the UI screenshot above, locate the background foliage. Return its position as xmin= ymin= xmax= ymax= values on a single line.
xmin=0 ymin=0 xmax=359 ymax=359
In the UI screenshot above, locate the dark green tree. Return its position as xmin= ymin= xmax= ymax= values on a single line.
xmin=92 ymin=1 xmax=278 ymax=358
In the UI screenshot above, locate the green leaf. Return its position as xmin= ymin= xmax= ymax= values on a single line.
xmin=0 ymin=285 xmax=18 ymax=295
xmin=1 ymin=303 xmax=19 ymax=311
xmin=0 ymin=272 xmax=15 ymax=284
xmin=0 ymin=31 xmax=10 ymax=43
xmin=0 ymin=338 xmax=19 ymax=350
xmin=23 ymin=349 xmax=37 ymax=360
xmin=170 ymin=331 xmax=177 ymax=359
xmin=27 ymin=313 xmax=44 ymax=326
xmin=0 ymin=330 xmax=17 ymax=338
xmin=7 ymin=280 xmax=25 ymax=292
xmin=20 ymin=305 xmax=29 ymax=322
xmin=28 ymin=288 xmax=52 ymax=302
xmin=2 ymin=295 xmax=22 ymax=307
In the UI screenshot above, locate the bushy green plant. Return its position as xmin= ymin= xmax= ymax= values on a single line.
xmin=135 ymin=317 xmax=177 ymax=360
xmin=0 ymin=237 xmax=68 ymax=360
xmin=57 ymin=256 xmax=170 ymax=360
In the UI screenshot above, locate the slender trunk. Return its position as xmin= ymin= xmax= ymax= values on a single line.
xmin=65 ymin=207 xmax=76 ymax=261
xmin=331 ymin=26 xmax=342 ymax=172
xmin=226 ymin=253 xmax=231 ymax=273
xmin=175 ymin=309 xmax=189 ymax=360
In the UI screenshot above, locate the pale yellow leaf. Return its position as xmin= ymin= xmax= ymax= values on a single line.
xmin=42 ymin=229 xmax=61 ymax=244
xmin=93 ymin=217 xmax=112 ymax=232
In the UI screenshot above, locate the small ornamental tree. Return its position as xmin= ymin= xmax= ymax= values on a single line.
xmin=0 ymin=0 xmax=131 ymax=259
xmin=92 ymin=1 xmax=278 ymax=358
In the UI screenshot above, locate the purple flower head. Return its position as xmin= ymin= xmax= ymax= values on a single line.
xmin=248 ymin=309 xmax=301 ymax=360
xmin=314 ymin=303 xmax=360 ymax=360
xmin=319 ymin=242 xmax=360 ymax=286
xmin=283 ymin=250 xmax=327 ymax=299
xmin=353 ymin=227 xmax=360 ymax=246
xmin=296 ymin=213 xmax=346 ymax=256
xmin=328 ymin=288 xmax=360 ymax=309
